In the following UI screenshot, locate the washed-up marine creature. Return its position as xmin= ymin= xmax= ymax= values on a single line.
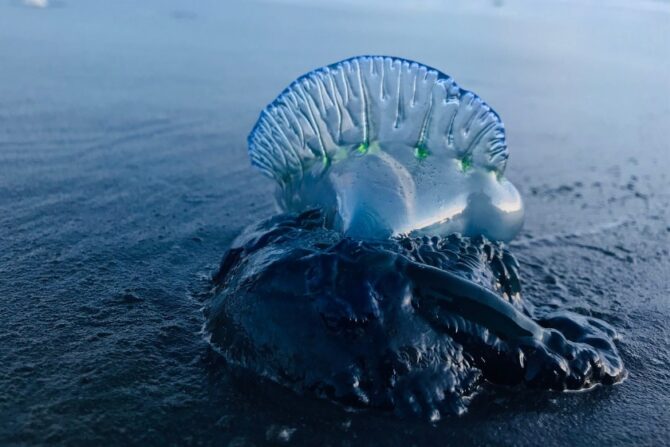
xmin=206 ymin=56 xmax=625 ymax=419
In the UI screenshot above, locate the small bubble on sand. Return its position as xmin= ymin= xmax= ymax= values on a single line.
xmin=265 ymin=425 xmax=297 ymax=444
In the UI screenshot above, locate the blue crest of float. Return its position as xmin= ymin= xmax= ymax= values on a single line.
xmin=248 ymin=55 xmax=524 ymax=241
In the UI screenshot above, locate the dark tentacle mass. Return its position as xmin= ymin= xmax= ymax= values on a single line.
xmin=206 ymin=210 xmax=625 ymax=419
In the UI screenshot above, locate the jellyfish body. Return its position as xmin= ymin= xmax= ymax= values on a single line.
xmin=248 ymin=56 xmax=523 ymax=241
xmin=206 ymin=56 xmax=625 ymax=419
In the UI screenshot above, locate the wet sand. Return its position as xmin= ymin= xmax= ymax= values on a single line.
xmin=1 ymin=0 xmax=669 ymax=445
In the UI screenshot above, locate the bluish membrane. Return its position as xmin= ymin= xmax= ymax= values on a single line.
xmin=248 ymin=56 xmax=523 ymax=242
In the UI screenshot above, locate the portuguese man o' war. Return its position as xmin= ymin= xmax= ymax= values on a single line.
xmin=206 ymin=56 xmax=625 ymax=419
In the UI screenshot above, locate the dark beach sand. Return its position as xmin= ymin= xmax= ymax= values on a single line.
xmin=1 ymin=0 xmax=669 ymax=445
